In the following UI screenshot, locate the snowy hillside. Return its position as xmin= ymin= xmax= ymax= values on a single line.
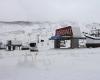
xmin=0 ymin=21 xmax=52 ymax=43
xmin=0 ymin=21 xmax=85 ymax=43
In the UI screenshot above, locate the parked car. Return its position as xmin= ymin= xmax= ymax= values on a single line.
xmin=29 ymin=42 xmax=38 ymax=52
xmin=21 ymin=43 xmax=29 ymax=50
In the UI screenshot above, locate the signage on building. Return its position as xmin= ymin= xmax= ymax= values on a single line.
xmin=55 ymin=26 xmax=73 ymax=36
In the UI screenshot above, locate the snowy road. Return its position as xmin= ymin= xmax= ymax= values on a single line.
xmin=0 ymin=48 xmax=100 ymax=80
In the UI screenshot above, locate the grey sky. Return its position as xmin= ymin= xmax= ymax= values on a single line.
xmin=0 ymin=0 xmax=100 ymax=23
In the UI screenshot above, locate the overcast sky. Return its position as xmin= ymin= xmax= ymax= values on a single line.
xmin=0 ymin=0 xmax=100 ymax=23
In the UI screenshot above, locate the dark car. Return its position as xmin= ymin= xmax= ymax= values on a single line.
xmin=29 ymin=42 xmax=38 ymax=52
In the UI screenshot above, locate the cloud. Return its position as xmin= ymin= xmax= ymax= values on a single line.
xmin=0 ymin=0 xmax=100 ymax=23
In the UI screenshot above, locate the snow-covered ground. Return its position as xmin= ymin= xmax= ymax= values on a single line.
xmin=0 ymin=21 xmax=100 ymax=80
xmin=0 ymin=47 xmax=100 ymax=80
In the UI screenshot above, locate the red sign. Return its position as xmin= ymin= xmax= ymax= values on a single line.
xmin=55 ymin=26 xmax=73 ymax=36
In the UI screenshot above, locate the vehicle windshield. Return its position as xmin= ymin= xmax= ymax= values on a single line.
xmin=30 ymin=43 xmax=36 ymax=47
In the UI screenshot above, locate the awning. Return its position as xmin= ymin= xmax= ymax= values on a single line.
xmin=49 ymin=35 xmax=63 ymax=40
xmin=49 ymin=35 xmax=86 ymax=40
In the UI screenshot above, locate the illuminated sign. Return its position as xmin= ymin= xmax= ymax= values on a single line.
xmin=56 ymin=26 xmax=73 ymax=36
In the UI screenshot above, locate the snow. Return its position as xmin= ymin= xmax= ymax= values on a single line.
xmin=0 ymin=47 xmax=100 ymax=80
xmin=86 ymin=36 xmax=100 ymax=44
xmin=0 ymin=21 xmax=100 ymax=80
xmin=72 ymin=27 xmax=82 ymax=37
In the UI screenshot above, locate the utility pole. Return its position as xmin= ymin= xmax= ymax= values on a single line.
xmin=27 ymin=33 xmax=31 ymax=42
xmin=37 ymin=34 xmax=40 ymax=43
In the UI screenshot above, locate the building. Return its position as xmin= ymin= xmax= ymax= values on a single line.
xmin=6 ymin=40 xmax=22 ymax=51
xmin=49 ymin=26 xmax=85 ymax=48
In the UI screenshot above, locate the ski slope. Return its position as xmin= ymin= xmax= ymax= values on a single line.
xmin=0 ymin=21 xmax=100 ymax=80
xmin=0 ymin=47 xmax=100 ymax=80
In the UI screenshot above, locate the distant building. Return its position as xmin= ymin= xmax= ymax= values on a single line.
xmin=90 ymin=29 xmax=100 ymax=37
xmin=85 ymin=28 xmax=100 ymax=48
xmin=6 ymin=40 xmax=22 ymax=51
xmin=50 ymin=26 xmax=85 ymax=48
xmin=0 ymin=42 xmax=5 ymax=49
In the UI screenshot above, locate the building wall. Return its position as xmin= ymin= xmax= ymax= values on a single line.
xmin=71 ymin=39 xmax=79 ymax=48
